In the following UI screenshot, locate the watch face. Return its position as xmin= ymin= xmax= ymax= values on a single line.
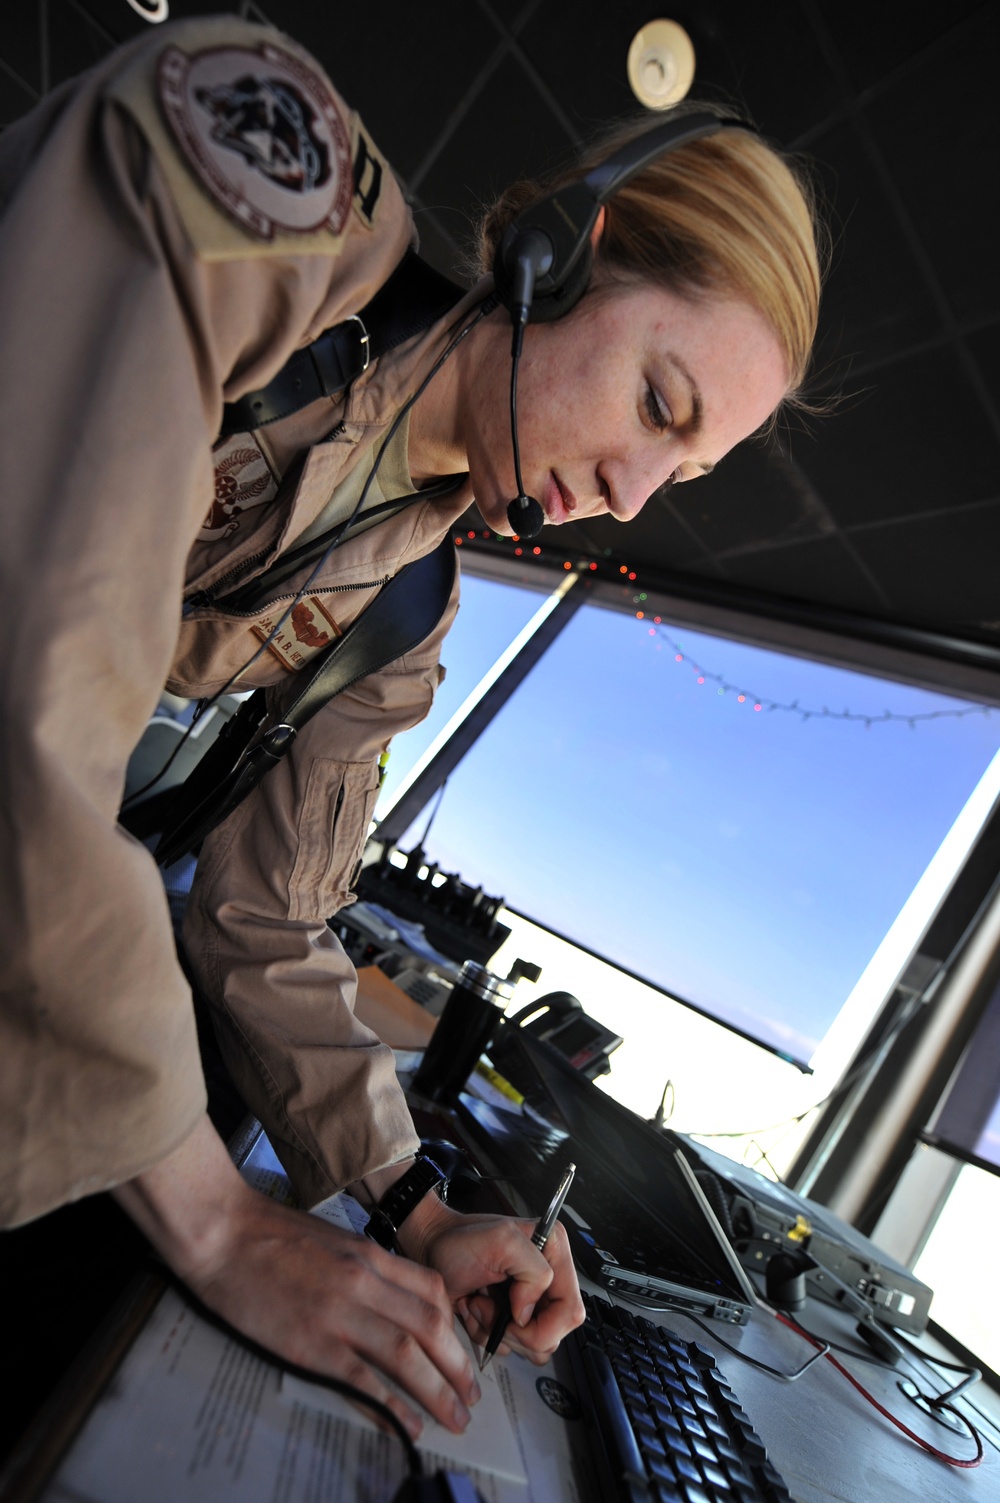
xmin=365 ymin=1208 xmax=396 ymax=1249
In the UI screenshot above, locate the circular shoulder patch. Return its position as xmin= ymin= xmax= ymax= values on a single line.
xmin=157 ymin=42 xmax=353 ymax=242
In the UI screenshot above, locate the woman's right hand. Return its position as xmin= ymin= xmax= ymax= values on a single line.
xmin=112 ymin=1113 xmax=481 ymax=1440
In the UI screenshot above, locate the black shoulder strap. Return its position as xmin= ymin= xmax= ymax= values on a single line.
xmin=221 ymin=251 xmax=466 ymax=435
xmin=154 ymin=538 xmax=457 ymax=867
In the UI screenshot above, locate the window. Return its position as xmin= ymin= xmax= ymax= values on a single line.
xmin=387 ymin=581 xmax=1000 ymax=1113
xmin=375 ymin=569 xmax=548 ymax=813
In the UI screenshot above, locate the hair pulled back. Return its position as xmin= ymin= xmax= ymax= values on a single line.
xmin=477 ymin=103 xmax=824 ymax=399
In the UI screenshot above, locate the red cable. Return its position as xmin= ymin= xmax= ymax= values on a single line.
xmin=774 ymin=1312 xmax=983 ymax=1468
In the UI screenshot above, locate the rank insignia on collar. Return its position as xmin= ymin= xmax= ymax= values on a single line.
xmin=158 ymin=42 xmax=353 ymax=241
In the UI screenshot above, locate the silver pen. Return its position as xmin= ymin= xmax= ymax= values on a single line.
xmin=480 ymin=1162 xmax=576 ymax=1370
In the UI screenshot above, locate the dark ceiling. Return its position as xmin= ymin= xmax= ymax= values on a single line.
xmin=3 ymin=1 xmax=998 ymax=657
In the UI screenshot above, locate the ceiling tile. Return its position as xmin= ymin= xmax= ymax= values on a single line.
xmin=813 ymin=0 xmax=987 ymax=96
xmin=794 ymin=345 xmax=1000 ymax=527
xmin=860 ymin=6 xmax=1000 ymax=326
xmin=1 ymin=5 xmax=42 ymax=103
xmin=284 ymin=0 xmax=499 ymax=181
xmin=710 ymin=532 xmax=889 ymax=616
xmin=414 ymin=53 xmax=576 ymax=257
xmin=848 ymin=501 xmax=1000 ymax=639
xmin=805 ymin=117 xmax=941 ymax=386
xmin=0 ymin=68 xmax=39 ymax=128
xmin=966 ymin=323 xmax=1000 ymax=418
xmin=669 ymin=440 xmax=835 ymax=559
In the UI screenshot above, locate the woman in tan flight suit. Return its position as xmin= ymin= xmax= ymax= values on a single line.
xmin=0 ymin=13 xmax=820 ymax=1441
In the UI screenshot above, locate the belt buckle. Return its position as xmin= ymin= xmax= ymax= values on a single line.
xmin=344 ymin=313 xmax=371 ymax=374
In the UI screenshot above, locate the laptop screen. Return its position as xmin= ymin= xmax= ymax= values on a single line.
xmin=478 ymin=1026 xmax=755 ymax=1308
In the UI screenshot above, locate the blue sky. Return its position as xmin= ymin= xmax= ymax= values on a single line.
xmin=379 ymin=572 xmax=1000 ymax=1066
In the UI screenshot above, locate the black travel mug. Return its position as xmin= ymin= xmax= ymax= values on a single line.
xmin=411 ymin=960 xmax=513 ymax=1104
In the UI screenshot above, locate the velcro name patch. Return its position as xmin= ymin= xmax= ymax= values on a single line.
xmin=251 ymin=596 xmax=343 ymax=672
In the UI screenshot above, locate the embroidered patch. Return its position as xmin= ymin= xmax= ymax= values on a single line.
xmin=200 ymin=435 xmax=277 ymax=540
xmin=251 ymin=596 xmax=342 ymax=672
xmin=158 ymin=42 xmax=353 ymax=241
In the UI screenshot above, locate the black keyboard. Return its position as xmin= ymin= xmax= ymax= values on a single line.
xmin=567 ymin=1293 xmax=794 ymax=1503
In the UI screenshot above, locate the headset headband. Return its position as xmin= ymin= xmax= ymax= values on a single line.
xmin=494 ymin=110 xmax=747 ymax=324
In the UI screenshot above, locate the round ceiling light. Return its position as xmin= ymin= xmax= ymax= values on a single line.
xmin=627 ymin=20 xmax=696 ymax=109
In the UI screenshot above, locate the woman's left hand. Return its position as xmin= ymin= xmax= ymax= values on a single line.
xmin=396 ymin=1197 xmax=585 ymax=1364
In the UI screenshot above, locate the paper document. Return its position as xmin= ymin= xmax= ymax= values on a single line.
xmin=43 ymin=1289 xmax=586 ymax=1503
xmin=283 ymin=1321 xmax=526 ymax=1482
xmin=44 ymin=1125 xmax=587 ymax=1502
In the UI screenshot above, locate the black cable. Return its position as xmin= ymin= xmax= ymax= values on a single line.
xmin=509 ymin=322 xmax=527 ymax=503
xmin=120 ymin=699 xmax=218 ymax=811
xmin=781 ymin=1308 xmax=999 ymax=1455
xmin=613 ymin=1287 xmax=829 ymax=1382
xmin=159 ymin=1269 xmax=423 ymax=1477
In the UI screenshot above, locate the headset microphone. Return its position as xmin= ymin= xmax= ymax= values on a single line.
xmin=503 ymin=230 xmax=553 ymax=539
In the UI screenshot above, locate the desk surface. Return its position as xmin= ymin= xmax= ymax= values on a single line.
xmin=10 ymin=1123 xmax=1000 ymax=1503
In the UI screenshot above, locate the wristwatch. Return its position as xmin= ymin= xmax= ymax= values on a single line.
xmin=364 ymin=1154 xmax=447 ymax=1251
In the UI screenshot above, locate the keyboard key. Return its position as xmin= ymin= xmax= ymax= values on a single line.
xmin=725 ymin=1459 xmax=754 ymax=1486
xmin=648 ymin=1456 xmax=679 ymax=1485
xmin=660 ymin=1428 xmax=690 ymax=1459
xmin=673 ymin=1455 xmax=701 ymax=1486
xmin=690 ymin=1437 xmax=717 ymax=1464
xmin=759 ymin=1461 xmax=793 ymax=1500
xmin=679 ymin=1485 xmax=712 ymax=1503
xmin=651 ymin=1483 xmax=684 ymax=1503
xmin=702 ymin=1461 xmax=732 ymax=1491
xmin=679 ymin=1414 xmax=707 ymax=1439
xmin=736 ymin=1426 xmax=767 ymax=1464
xmin=634 ymin=1419 xmax=665 ymax=1458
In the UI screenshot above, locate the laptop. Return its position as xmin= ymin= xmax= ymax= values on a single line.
xmin=457 ymin=1027 xmax=758 ymax=1326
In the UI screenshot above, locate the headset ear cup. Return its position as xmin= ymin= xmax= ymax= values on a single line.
xmin=492 ymin=225 xmax=594 ymax=324
xmin=527 ymin=240 xmax=593 ymax=323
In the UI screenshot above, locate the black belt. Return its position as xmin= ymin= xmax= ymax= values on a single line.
xmin=221 ymin=250 xmax=467 ymax=435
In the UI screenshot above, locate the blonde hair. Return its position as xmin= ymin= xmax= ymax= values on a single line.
xmin=478 ymin=106 xmax=824 ymax=401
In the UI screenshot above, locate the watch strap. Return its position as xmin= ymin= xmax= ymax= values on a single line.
xmin=365 ymin=1155 xmax=446 ymax=1251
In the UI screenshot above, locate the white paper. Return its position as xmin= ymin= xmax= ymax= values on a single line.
xmin=43 ymin=1289 xmax=586 ymax=1503
xmin=42 ymin=1128 xmax=587 ymax=1501
xmin=282 ymin=1321 xmax=526 ymax=1483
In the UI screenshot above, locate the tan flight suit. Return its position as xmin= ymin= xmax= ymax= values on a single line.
xmin=0 ymin=15 xmax=479 ymax=1226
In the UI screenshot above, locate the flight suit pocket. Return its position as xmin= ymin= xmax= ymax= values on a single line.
xmin=287 ymin=757 xmax=381 ymax=921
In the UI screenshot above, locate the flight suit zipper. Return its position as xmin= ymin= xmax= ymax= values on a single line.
xmin=195 ymin=577 xmax=394 ymax=621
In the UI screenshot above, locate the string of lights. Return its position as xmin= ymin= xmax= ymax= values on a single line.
xmin=640 ymin=615 xmax=996 ymax=728
xmin=455 ymin=530 xmax=997 ymax=731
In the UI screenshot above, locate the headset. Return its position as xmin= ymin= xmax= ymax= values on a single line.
xmin=491 ymin=109 xmax=745 ymax=539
